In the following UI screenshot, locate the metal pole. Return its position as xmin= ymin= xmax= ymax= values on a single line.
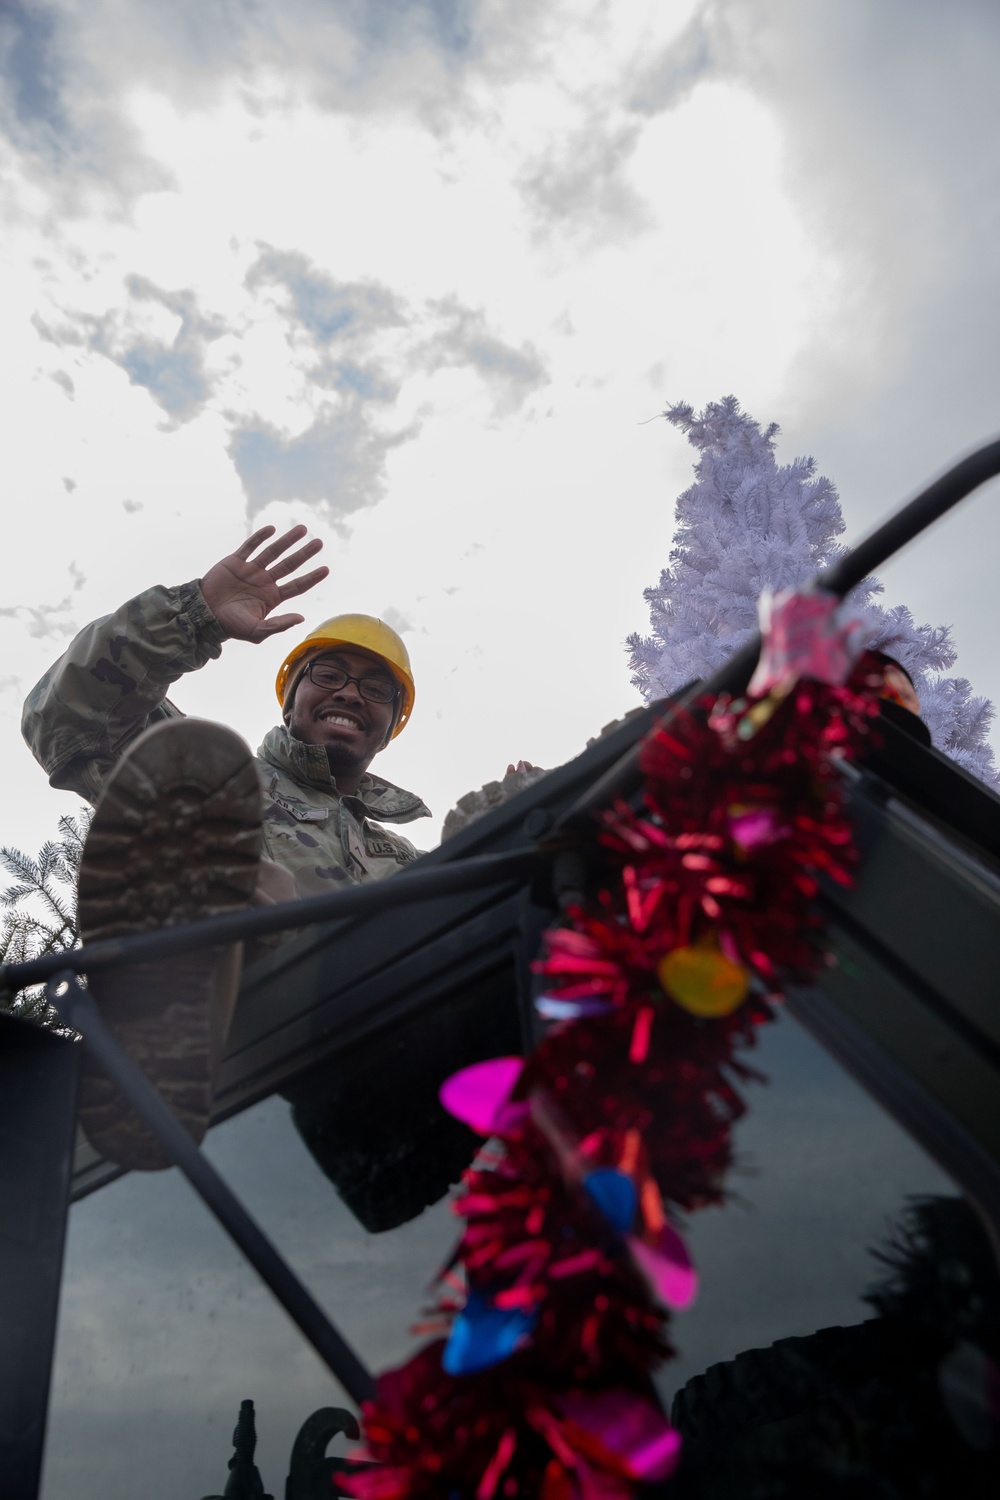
xmin=554 ymin=435 xmax=1000 ymax=830
xmin=818 ymin=436 xmax=1000 ymax=596
xmin=2 ymin=847 xmax=543 ymax=994
xmin=46 ymin=972 xmax=377 ymax=1407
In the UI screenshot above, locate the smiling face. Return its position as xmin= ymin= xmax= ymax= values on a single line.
xmin=285 ymin=647 xmax=399 ymax=789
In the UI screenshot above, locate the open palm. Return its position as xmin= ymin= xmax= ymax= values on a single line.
xmin=200 ymin=526 xmax=328 ymax=643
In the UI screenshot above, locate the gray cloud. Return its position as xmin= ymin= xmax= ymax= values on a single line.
xmin=32 ymin=243 xmax=546 ymax=527
xmin=0 ymin=2 xmax=66 ymax=143
xmin=627 ymin=10 xmax=714 ymax=116
xmin=0 ymin=2 xmax=639 ymax=243
xmin=676 ymin=0 xmax=1000 ymax=719
xmin=113 ymin=276 xmax=225 ymax=423
xmin=379 ymin=605 xmax=414 ymax=635
xmin=247 ymin=249 xmax=405 ymax=400
xmin=519 ymin=119 xmax=653 ymax=246
xmin=672 ymin=0 xmax=1000 ymax=469
xmin=0 ymin=597 xmax=77 ymax=639
xmin=0 ymin=0 xmax=494 ymax=189
xmin=0 ymin=3 xmax=174 ymax=201
xmin=248 ymin=249 xmax=546 ymax=416
xmin=226 ymin=250 xmax=547 ymax=521
xmin=232 ymin=253 xmax=413 ymax=523
xmin=228 ymin=402 xmax=417 ymax=526
xmin=510 ymin=13 xmax=714 ymax=245
xmin=419 ymin=296 xmax=547 ymax=415
xmin=561 ymin=0 xmax=1000 ymax=735
xmin=248 ymin=249 xmax=404 ymax=346
xmin=35 ymin=276 xmax=225 ymax=425
xmin=335 ymin=0 xmax=478 ymax=57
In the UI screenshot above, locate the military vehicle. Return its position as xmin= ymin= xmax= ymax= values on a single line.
xmin=3 ymin=441 xmax=1000 ymax=1498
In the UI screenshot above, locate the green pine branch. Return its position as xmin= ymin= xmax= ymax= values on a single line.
xmin=0 ymin=808 xmax=91 ymax=1028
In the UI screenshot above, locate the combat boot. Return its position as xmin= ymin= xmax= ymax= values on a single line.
xmin=76 ymin=718 xmax=262 ymax=1170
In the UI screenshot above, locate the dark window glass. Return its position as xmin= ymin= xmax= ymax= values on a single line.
xmin=42 ymin=1007 xmax=994 ymax=1499
xmin=42 ymin=1097 xmax=457 ymax=1499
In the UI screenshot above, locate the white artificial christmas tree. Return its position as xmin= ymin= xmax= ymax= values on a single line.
xmin=628 ymin=396 xmax=998 ymax=784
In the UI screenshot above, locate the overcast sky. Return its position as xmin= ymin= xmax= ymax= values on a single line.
xmin=2 ymin=0 xmax=1000 ymax=855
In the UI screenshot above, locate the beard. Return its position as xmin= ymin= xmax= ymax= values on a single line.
xmin=323 ymin=740 xmax=368 ymax=778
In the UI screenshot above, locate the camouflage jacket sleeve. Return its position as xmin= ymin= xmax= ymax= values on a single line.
xmin=21 ymin=580 xmax=228 ymax=804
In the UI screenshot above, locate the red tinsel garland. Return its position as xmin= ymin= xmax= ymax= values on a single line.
xmin=340 ymin=650 xmax=889 ymax=1500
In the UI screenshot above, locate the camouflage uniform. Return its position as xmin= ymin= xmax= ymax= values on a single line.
xmin=22 ymin=581 xmax=430 ymax=897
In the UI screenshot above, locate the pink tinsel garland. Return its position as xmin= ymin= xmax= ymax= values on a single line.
xmin=340 ymin=644 xmax=889 ymax=1500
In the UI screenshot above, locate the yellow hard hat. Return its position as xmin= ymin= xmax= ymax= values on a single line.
xmin=275 ymin=614 xmax=415 ymax=738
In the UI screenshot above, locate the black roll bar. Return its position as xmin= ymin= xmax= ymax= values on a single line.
xmin=1 ymin=847 xmax=545 ymax=994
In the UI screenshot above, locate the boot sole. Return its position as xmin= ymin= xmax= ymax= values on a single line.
xmin=77 ymin=719 xmax=262 ymax=1170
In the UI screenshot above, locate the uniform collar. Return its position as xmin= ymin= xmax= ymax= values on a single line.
xmin=257 ymin=725 xmax=431 ymax=824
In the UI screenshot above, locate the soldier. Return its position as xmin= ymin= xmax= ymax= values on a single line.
xmin=22 ymin=523 xmax=432 ymax=1170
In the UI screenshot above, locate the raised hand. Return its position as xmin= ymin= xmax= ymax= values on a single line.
xmin=200 ymin=525 xmax=329 ymax=643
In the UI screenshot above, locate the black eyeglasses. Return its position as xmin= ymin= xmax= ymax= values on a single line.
xmin=305 ymin=660 xmax=398 ymax=705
